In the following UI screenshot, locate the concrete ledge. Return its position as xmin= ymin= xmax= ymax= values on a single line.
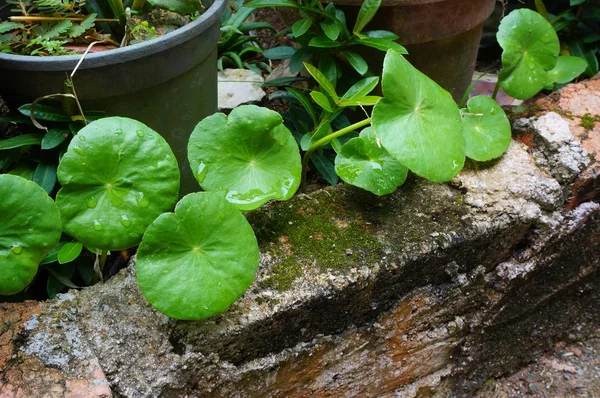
xmin=1 ymin=78 xmax=599 ymax=397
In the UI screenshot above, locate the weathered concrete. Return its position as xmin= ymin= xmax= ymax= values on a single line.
xmin=218 ymin=69 xmax=266 ymax=110
xmin=1 ymin=78 xmax=599 ymax=397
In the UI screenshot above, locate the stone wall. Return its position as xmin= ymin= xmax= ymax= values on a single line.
xmin=1 ymin=78 xmax=599 ymax=398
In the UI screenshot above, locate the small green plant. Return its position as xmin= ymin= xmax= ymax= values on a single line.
xmin=0 ymin=0 xmax=204 ymax=54
xmin=247 ymin=0 xmax=405 ymax=81
xmin=218 ymin=0 xmax=274 ymax=74
xmin=536 ymin=0 xmax=600 ymax=78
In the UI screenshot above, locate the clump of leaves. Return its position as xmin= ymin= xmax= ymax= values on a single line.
xmin=0 ymin=0 xmax=99 ymax=55
xmin=247 ymin=0 xmax=406 ymax=84
xmin=218 ymin=0 xmax=274 ymax=75
xmin=536 ymin=0 xmax=600 ymax=78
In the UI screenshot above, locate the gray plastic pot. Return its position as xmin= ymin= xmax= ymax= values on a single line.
xmin=0 ymin=0 xmax=227 ymax=195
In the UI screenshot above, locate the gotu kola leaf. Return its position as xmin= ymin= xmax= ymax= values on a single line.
xmin=371 ymin=50 xmax=465 ymax=182
xmin=497 ymin=8 xmax=559 ymax=100
xmin=460 ymin=95 xmax=511 ymax=162
xmin=136 ymin=192 xmax=259 ymax=320
xmin=335 ymin=127 xmax=407 ymax=196
xmin=187 ymin=105 xmax=301 ymax=211
xmin=56 ymin=117 xmax=180 ymax=251
xmin=0 ymin=174 xmax=62 ymax=295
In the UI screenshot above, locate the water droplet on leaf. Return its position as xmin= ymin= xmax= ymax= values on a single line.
xmin=120 ymin=214 xmax=132 ymax=227
xmin=136 ymin=130 xmax=145 ymax=138
xmin=196 ymin=163 xmax=208 ymax=183
xmin=87 ymin=197 xmax=98 ymax=208
xmin=136 ymin=192 xmax=150 ymax=208
xmin=12 ymin=246 xmax=22 ymax=254
xmin=78 ymin=135 xmax=86 ymax=141
xmin=93 ymin=219 xmax=103 ymax=231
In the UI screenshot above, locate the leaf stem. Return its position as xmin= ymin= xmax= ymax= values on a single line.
xmin=301 ymin=117 xmax=371 ymax=192
xmin=491 ymin=81 xmax=500 ymax=101
xmin=99 ymin=250 xmax=108 ymax=274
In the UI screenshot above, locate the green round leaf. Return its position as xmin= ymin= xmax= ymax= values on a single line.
xmin=545 ymin=56 xmax=588 ymax=85
xmin=56 ymin=117 xmax=180 ymax=251
xmin=461 ymin=96 xmax=511 ymax=162
xmin=371 ymin=50 xmax=465 ymax=182
xmin=497 ymin=8 xmax=559 ymax=99
xmin=136 ymin=192 xmax=259 ymax=320
xmin=0 ymin=174 xmax=62 ymax=295
xmin=188 ymin=105 xmax=301 ymax=211
xmin=335 ymin=128 xmax=408 ymax=195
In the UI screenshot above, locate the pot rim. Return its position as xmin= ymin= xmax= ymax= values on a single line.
xmin=0 ymin=0 xmax=226 ymax=71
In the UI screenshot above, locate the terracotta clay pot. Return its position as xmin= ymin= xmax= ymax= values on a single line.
xmin=333 ymin=0 xmax=496 ymax=100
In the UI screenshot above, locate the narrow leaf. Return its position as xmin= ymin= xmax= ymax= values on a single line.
xmin=343 ymin=51 xmax=368 ymax=75
xmin=354 ymin=0 xmax=382 ymax=35
xmin=41 ymin=128 xmax=69 ymax=150
xmin=0 ymin=134 xmax=43 ymax=150
xmin=33 ymin=162 xmax=57 ymax=194
xmin=263 ymin=46 xmax=296 ymax=59
xmin=304 ymin=62 xmax=339 ymax=103
xmin=292 ymin=18 xmax=312 ymax=37
xmin=342 ymin=76 xmax=379 ymax=100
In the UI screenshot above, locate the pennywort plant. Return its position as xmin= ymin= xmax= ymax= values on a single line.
xmin=0 ymin=7 xmax=586 ymax=319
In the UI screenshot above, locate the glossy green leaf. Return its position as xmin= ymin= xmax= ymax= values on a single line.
xmin=0 ymin=174 xmax=62 ymax=295
xmin=146 ymin=0 xmax=202 ymax=13
xmin=56 ymin=117 xmax=180 ymax=251
xmin=320 ymin=21 xmax=340 ymax=41
xmin=311 ymin=154 xmax=338 ymax=185
xmin=545 ymin=55 xmax=588 ymax=85
xmin=335 ymin=128 xmax=407 ymax=195
xmin=342 ymin=76 xmax=379 ymax=100
xmin=33 ymin=162 xmax=57 ymax=194
xmin=310 ymin=91 xmax=335 ymax=112
xmin=318 ymin=54 xmax=338 ymax=86
xmin=188 ymin=105 xmax=301 ymax=211
xmin=18 ymin=104 xmax=70 ymax=122
xmin=570 ymin=0 xmax=585 ymax=5
xmin=372 ymin=51 xmax=465 ymax=182
xmin=40 ymin=241 xmax=66 ymax=265
xmin=363 ymin=30 xmax=398 ymax=39
xmin=0 ymin=134 xmax=42 ymax=150
xmin=290 ymin=47 xmax=313 ymax=73
xmin=304 ymin=62 xmax=339 ymax=103
xmin=292 ymin=18 xmax=312 ymax=37
xmin=136 ymin=192 xmax=259 ymax=320
xmin=343 ymin=51 xmax=368 ymax=75
xmin=353 ymin=0 xmax=382 ymax=34
xmin=263 ymin=46 xmax=296 ymax=59
xmin=41 ymin=128 xmax=69 ymax=150
xmin=568 ymin=39 xmax=599 ymax=77
xmin=309 ymin=35 xmax=343 ymax=48
xmin=497 ymin=8 xmax=560 ymax=99
xmin=356 ymin=38 xmax=407 ymax=54
xmin=286 ymin=87 xmax=317 ymax=126
xmin=460 ymin=96 xmax=511 ymax=162
xmin=57 ymin=241 xmax=83 ymax=264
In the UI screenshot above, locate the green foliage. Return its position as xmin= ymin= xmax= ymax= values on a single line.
xmin=334 ymin=127 xmax=407 ymax=196
xmin=218 ymin=0 xmax=274 ymax=74
xmin=541 ymin=0 xmax=600 ymax=77
xmin=188 ymin=105 xmax=301 ymax=211
xmin=372 ymin=51 xmax=465 ymax=182
xmin=56 ymin=117 xmax=180 ymax=251
xmin=460 ymin=96 xmax=511 ymax=162
xmin=0 ymin=0 xmax=94 ymax=55
xmin=497 ymin=8 xmax=560 ymax=99
xmin=246 ymin=0 xmax=405 ymax=80
xmin=0 ymin=174 xmax=62 ymax=295
xmin=136 ymin=192 xmax=259 ymax=320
